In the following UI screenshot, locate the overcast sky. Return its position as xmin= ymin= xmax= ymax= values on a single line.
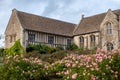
xmin=0 ymin=0 xmax=120 ymax=35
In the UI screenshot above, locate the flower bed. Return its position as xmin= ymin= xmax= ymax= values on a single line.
xmin=0 ymin=49 xmax=120 ymax=80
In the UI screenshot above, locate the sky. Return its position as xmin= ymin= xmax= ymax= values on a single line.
xmin=0 ymin=0 xmax=120 ymax=47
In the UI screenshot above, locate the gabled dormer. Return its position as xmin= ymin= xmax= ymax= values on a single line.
xmin=100 ymin=9 xmax=119 ymax=50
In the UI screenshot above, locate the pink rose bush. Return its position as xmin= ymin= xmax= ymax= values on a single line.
xmin=0 ymin=49 xmax=120 ymax=80
xmin=0 ymin=55 xmax=49 ymax=80
xmin=51 ymin=49 xmax=120 ymax=80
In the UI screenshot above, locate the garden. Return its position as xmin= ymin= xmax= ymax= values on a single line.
xmin=0 ymin=40 xmax=120 ymax=80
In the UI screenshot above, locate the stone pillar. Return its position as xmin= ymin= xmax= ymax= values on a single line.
xmin=84 ymin=35 xmax=87 ymax=49
xmin=88 ymin=35 xmax=90 ymax=49
xmin=96 ymin=35 xmax=99 ymax=48
xmin=73 ymin=36 xmax=80 ymax=47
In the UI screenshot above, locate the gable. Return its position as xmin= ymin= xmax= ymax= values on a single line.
xmin=100 ymin=9 xmax=118 ymax=29
xmin=5 ymin=9 xmax=23 ymax=35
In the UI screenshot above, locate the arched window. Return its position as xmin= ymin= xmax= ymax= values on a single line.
xmin=107 ymin=43 xmax=114 ymax=51
xmin=90 ymin=35 xmax=96 ymax=48
xmin=106 ymin=22 xmax=112 ymax=34
xmin=79 ymin=36 xmax=84 ymax=48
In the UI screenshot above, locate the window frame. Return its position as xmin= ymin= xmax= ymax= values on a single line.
xmin=48 ymin=35 xmax=54 ymax=44
xmin=90 ymin=35 xmax=96 ymax=47
xmin=90 ymin=35 xmax=95 ymax=42
xmin=106 ymin=22 xmax=112 ymax=34
xmin=67 ymin=38 xmax=72 ymax=46
xmin=79 ymin=36 xmax=84 ymax=48
xmin=107 ymin=43 xmax=114 ymax=51
xmin=28 ymin=33 xmax=35 ymax=42
xmin=10 ymin=35 xmax=12 ymax=43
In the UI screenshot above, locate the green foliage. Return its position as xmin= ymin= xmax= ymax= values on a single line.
xmin=26 ymin=44 xmax=35 ymax=52
xmin=26 ymin=44 xmax=56 ymax=54
xmin=24 ymin=50 xmax=67 ymax=64
xmin=66 ymin=44 xmax=78 ymax=50
xmin=40 ymin=50 xmax=67 ymax=63
xmin=109 ymin=53 xmax=120 ymax=79
xmin=0 ymin=55 xmax=47 ymax=80
xmin=75 ymin=48 xmax=96 ymax=55
xmin=0 ymin=48 xmax=4 ymax=57
xmin=4 ymin=39 xmax=25 ymax=56
xmin=49 ymin=47 xmax=57 ymax=53
xmin=0 ymin=48 xmax=4 ymax=64
xmin=56 ymin=46 xmax=64 ymax=51
xmin=90 ymin=47 xmax=96 ymax=54
xmin=0 ymin=49 xmax=120 ymax=80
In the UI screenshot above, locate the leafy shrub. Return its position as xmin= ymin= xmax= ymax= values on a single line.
xmin=49 ymin=47 xmax=57 ymax=53
xmin=66 ymin=44 xmax=78 ymax=50
xmin=24 ymin=51 xmax=41 ymax=58
xmin=33 ymin=44 xmax=50 ymax=54
xmin=24 ymin=50 xmax=67 ymax=64
xmin=26 ymin=44 xmax=35 ymax=52
xmin=0 ymin=55 xmax=47 ymax=80
xmin=56 ymin=46 xmax=64 ymax=51
xmin=26 ymin=44 xmax=56 ymax=54
xmin=0 ymin=48 xmax=4 ymax=57
xmin=75 ymin=48 xmax=96 ymax=55
xmin=48 ymin=50 xmax=119 ymax=80
xmin=90 ymin=47 xmax=97 ymax=54
xmin=109 ymin=53 xmax=120 ymax=79
xmin=4 ymin=39 xmax=25 ymax=56
xmin=40 ymin=50 xmax=67 ymax=63
xmin=0 ymin=48 xmax=120 ymax=80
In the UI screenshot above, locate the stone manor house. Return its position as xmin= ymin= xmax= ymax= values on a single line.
xmin=5 ymin=9 xmax=120 ymax=50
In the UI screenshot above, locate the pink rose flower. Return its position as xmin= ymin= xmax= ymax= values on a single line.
xmin=72 ymin=73 xmax=77 ymax=79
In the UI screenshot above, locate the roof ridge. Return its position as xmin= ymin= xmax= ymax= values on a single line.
xmin=83 ymin=12 xmax=106 ymax=19
xmin=83 ymin=9 xmax=120 ymax=19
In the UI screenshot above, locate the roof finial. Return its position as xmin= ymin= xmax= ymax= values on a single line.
xmin=12 ymin=8 xmax=17 ymax=12
xmin=82 ymin=14 xmax=84 ymax=19
xmin=108 ymin=8 xmax=112 ymax=11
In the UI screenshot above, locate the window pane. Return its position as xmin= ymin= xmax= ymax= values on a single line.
xmin=90 ymin=35 xmax=96 ymax=48
xmin=90 ymin=35 xmax=95 ymax=42
xmin=28 ymin=34 xmax=35 ymax=42
xmin=10 ymin=35 xmax=12 ymax=43
xmin=80 ymin=37 xmax=84 ymax=43
xmin=48 ymin=36 xmax=54 ymax=44
xmin=80 ymin=36 xmax=84 ymax=47
xmin=67 ymin=39 xmax=71 ymax=46
xmin=107 ymin=23 xmax=112 ymax=34
xmin=107 ymin=43 xmax=114 ymax=50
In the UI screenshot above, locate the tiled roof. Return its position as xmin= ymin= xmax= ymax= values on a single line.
xmin=74 ymin=9 xmax=120 ymax=35
xmin=15 ymin=9 xmax=76 ymax=37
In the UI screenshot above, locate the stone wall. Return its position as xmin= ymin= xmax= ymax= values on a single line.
xmin=73 ymin=32 xmax=99 ymax=49
xmin=5 ymin=10 xmax=23 ymax=48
